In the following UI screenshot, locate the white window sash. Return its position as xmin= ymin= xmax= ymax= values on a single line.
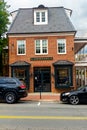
xmin=34 ymin=10 xmax=48 ymax=25
xmin=35 ymin=40 xmax=48 ymax=55
xmin=57 ymin=39 xmax=66 ymax=54
xmin=17 ymin=40 xmax=26 ymax=55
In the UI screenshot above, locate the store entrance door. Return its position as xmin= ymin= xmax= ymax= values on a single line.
xmin=34 ymin=67 xmax=51 ymax=92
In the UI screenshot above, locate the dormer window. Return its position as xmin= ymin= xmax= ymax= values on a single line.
xmin=34 ymin=5 xmax=48 ymax=25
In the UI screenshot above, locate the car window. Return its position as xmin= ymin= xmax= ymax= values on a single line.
xmin=0 ymin=79 xmax=6 ymax=84
xmin=77 ymin=86 xmax=85 ymax=91
xmin=5 ymin=78 xmax=16 ymax=84
xmin=77 ymin=86 xmax=87 ymax=92
xmin=14 ymin=78 xmax=22 ymax=85
xmin=84 ymin=87 xmax=87 ymax=92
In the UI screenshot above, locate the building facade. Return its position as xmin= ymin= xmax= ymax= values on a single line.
xmin=7 ymin=5 xmax=76 ymax=93
xmin=75 ymin=37 xmax=87 ymax=87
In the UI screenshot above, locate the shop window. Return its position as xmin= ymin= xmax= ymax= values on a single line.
xmin=55 ymin=67 xmax=72 ymax=88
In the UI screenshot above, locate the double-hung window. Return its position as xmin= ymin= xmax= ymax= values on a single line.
xmin=57 ymin=39 xmax=66 ymax=54
xmin=17 ymin=40 xmax=26 ymax=55
xmin=34 ymin=10 xmax=48 ymax=25
xmin=35 ymin=39 xmax=48 ymax=55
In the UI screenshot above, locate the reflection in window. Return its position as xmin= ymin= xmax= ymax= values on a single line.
xmin=35 ymin=39 xmax=48 ymax=54
xmin=55 ymin=67 xmax=72 ymax=87
xmin=13 ymin=68 xmax=25 ymax=80
xmin=17 ymin=40 xmax=26 ymax=55
xmin=75 ymin=44 xmax=87 ymax=61
xmin=57 ymin=39 xmax=66 ymax=54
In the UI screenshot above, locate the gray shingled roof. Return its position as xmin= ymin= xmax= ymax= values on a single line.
xmin=8 ymin=6 xmax=76 ymax=34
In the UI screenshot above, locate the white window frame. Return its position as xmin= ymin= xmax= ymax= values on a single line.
xmin=35 ymin=39 xmax=48 ymax=55
xmin=57 ymin=39 xmax=66 ymax=54
xmin=17 ymin=40 xmax=26 ymax=55
xmin=34 ymin=10 xmax=48 ymax=25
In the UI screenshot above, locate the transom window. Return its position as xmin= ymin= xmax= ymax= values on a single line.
xmin=35 ymin=39 xmax=48 ymax=55
xmin=17 ymin=40 xmax=26 ymax=55
xmin=57 ymin=39 xmax=66 ymax=54
xmin=34 ymin=10 xmax=48 ymax=25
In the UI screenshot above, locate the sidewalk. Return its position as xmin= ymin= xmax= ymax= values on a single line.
xmin=21 ymin=93 xmax=60 ymax=102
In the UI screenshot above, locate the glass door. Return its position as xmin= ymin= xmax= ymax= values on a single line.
xmin=34 ymin=67 xmax=51 ymax=92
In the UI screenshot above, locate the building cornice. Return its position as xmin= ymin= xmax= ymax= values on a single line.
xmin=8 ymin=32 xmax=75 ymax=38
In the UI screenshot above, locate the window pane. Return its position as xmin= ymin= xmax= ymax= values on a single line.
xmin=35 ymin=40 xmax=47 ymax=54
xmin=56 ymin=68 xmax=70 ymax=86
xmin=17 ymin=40 xmax=26 ymax=55
xmin=42 ymin=12 xmax=45 ymax=22
xmin=42 ymin=40 xmax=47 ymax=53
xmin=36 ymin=12 xmax=40 ymax=22
xmin=36 ymin=40 xmax=40 ymax=53
xmin=34 ymin=10 xmax=48 ymax=25
xmin=58 ymin=39 xmax=66 ymax=53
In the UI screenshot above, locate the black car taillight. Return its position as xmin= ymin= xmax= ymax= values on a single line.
xmin=20 ymin=84 xmax=26 ymax=89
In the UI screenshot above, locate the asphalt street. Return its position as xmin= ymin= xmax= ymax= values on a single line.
xmin=0 ymin=101 xmax=87 ymax=130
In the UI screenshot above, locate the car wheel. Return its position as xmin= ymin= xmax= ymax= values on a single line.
xmin=69 ymin=95 xmax=79 ymax=105
xmin=5 ymin=92 xmax=16 ymax=104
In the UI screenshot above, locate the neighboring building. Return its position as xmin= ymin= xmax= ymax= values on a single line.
xmin=75 ymin=37 xmax=87 ymax=87
xmin=7 ymin=5 xmax=76 ymax=93
xmin=2 ymin=46 xmax=9 ymax=76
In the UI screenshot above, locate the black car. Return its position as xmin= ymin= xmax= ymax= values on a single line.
xmin=60 ymin=86 xmax=87 ymax=105
xmin=0 ymin=77 xmax=28 ymax=104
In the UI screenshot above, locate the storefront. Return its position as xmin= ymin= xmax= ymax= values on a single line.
xmin=53 ymin=60 xmax=73 ymax=89
xmin=10 ymin=60 xmax=75 ymax=93
xmin=10 ymin=61 xmax=30 ymax=89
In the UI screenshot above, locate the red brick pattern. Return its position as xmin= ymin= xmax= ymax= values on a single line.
xmin=8 ymin=35 xmax=76 ymax=93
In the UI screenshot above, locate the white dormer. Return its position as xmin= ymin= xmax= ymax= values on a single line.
xmin=34 ymin=5 xmax=48 ymax=25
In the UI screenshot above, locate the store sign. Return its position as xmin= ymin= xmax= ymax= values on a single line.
xmin=30 ymin=57 xmax=53 ymax=61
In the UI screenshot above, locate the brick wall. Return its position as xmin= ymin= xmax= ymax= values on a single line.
xmin=8 ymin=34 xmax=76 ymax=93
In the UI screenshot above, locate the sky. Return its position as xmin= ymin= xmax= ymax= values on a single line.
xmin=5 ymin=0 xmax=87 ymax=37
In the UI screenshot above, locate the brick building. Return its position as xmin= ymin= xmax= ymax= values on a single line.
xmin=75 ymin=37 xmax=87 ymax=87
xmin=7 ymin=5 xmax=76 ymax=93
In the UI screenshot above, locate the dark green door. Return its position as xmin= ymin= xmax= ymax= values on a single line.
xmin=34 ymin=67 xmax=51 ymax=92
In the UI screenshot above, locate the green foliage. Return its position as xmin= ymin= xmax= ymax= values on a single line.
xmin=0 ymin=0 xmax=10 ymax=53
xmin=0 ymin=37 xmax=8 ymax=53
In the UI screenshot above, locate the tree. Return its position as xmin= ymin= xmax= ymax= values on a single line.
xmin=0 ymin=0 xmax=10 ymax=75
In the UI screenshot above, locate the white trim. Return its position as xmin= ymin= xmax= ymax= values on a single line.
xmin=75 ymin=62 xmax=87 ymax=66
xmin=35 ymin=39 xmax=48 ymax=55
xmin=57 ymin=39 xmax=66 ymax=54
xmin=17 ymin=40 xmax=26 ymax=55
xmin=34 ymin=9 xmax=48 ymax=25
xmin=74 ymin=40 xmax=87 ymax=43
xmin=8 ymin=32 xmax=75 ymax=38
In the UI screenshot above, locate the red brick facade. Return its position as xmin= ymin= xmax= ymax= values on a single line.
xmin=8 ymin=34 xmax=76 ymax=93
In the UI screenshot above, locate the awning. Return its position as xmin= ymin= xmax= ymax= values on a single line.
xmin=53 ymin=60 xmax=74 ymax=66
xmin=10 ymin=61 xmax=31 ymax=67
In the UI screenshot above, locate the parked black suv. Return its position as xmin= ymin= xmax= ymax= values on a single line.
xmin=0 ymin=77 xmax=28 ymax=104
